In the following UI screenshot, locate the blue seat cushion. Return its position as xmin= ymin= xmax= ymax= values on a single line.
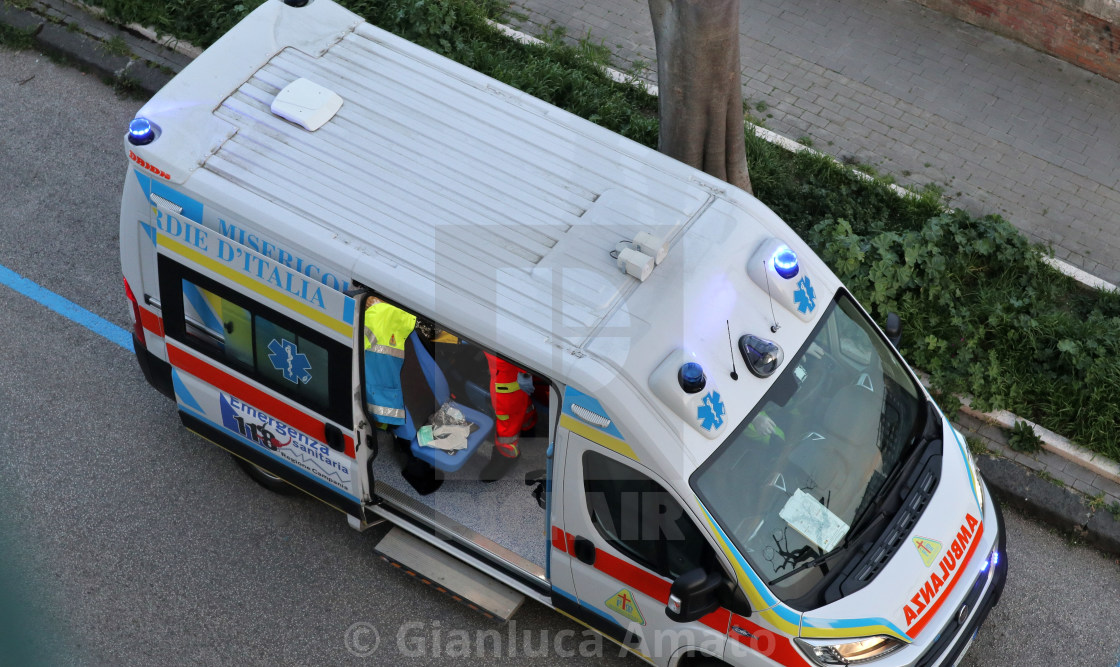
xmin=410 ymin=401 xmax=494 ymax=472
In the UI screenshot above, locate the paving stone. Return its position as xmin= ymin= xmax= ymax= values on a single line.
xmin=1073 ymin=478 xmax=1098 ymax=496
xmin=1033 ymin=449 xmax=1069 ymax=472
xmin=0 ymin=2 xmax=44 ymax=33
xmin=1066 ymin=463 xmax=1100 ymax=485
xmin=1015 ymin=454 xmax=1045 ymax=472
xmin=1048 ymin=468 xmax=1079 ymax=488
xmin=1092 ymin=475 xmax=1120 ymax=499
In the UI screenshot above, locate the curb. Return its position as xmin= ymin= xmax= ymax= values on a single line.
xmin=1 ymin=0 xmax=185 ymax=95
xmin=4 ymin=0 xmax=1120 ymax=557
xmin=976 ymin=455 xmax=1120 ymax=555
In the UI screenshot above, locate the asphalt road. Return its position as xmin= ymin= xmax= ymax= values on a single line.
xmin=1 ymin=46 xmax=1119 ymax=667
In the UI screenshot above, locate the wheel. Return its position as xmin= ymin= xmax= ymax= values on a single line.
xmin=232 ymin=454 xmax=297 ymax=495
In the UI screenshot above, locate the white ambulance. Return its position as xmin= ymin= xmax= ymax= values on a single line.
xmin=119 ymin=1 xmax=1006 ymax=664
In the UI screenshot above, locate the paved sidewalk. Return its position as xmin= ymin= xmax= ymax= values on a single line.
xmin=508 ymin=0 xmax=1120 ymax=285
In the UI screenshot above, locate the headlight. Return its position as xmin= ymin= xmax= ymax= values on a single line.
xmin=795 ymin=635 xmax=905 ymax=665
xmin=957 ymin=428 xmax=985 ymax=515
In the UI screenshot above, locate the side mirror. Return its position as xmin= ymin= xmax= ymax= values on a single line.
xmin=665 ymin=568 xmax=722 ymax=623
xmin=885 ymin=312 xmax=902 ymax=349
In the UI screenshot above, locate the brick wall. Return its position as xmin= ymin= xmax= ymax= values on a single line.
xmin=914 ymin=0 xmax=1120 ymax=82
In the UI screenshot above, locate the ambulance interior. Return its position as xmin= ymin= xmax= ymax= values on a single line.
xmin=363 ymin=300 xmax=553 ymax=572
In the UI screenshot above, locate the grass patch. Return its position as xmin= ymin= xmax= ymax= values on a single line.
xmin=110 ymin=72 xmax=147 ymax=99
xmin=101 ymin=35 xmax=132 ymax=56
xmin=966 ymin=436 xmax=990 ymax=458
xmin=0 ymin=21 xmax=37 ymax=49
xmin=74 ymin=0 xmax=1120 ymax=464
xmin=1006 ymin=421 xmax=1043 ymax=454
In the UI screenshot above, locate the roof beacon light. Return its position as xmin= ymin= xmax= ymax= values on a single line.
xmin=772 ymin=245 xmax=799 ymax=279
xmin=678 ymin=362 xmax=706 ymax=394
xmin=128 ymin=118 xmax=155 ymax=146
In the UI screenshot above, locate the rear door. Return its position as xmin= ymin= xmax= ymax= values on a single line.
xmin=154 ymin=226 xmax=367 ymax=516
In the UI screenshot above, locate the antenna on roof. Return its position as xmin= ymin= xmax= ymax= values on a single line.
xmin=762 ymin=261 xmax=781 ymax=333
xmin=726 ymin=320 xmax=738 ymax=381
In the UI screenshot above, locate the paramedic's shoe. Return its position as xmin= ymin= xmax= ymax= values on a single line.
xmin=480 ymin=452 xmax=517 ymax=483
xmin=402 ymin=456 xmax=443 ymax=495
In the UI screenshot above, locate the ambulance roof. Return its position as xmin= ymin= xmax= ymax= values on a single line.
xmin=133 ymin=0 xmax=843 ymax=473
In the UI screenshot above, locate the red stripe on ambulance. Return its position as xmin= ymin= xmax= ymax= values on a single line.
xmin=551 ymin=527 xmax=569 ymax=554
xmin=167 ymin=342 xmax=355 ymax=458
xmin=139 ymin=306 xmax=163 ymax=336
xmin=904 ymin=513 xmax=983 ymax=637
xmin=553 ymin=530 xmax=729 ymax=634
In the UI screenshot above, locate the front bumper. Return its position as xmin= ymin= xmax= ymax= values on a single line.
xmin=915 ymin=484 xmax=1008 ymax=666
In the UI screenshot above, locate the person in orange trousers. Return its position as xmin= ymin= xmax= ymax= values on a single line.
xmin=480 ymin=353 xmax=537 ymax=482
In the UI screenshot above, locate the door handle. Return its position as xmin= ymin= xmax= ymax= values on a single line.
xmin=572 ymin=535 xmax=596 ymax=565
xmin=325 ymin=423 xmax=344 ymax=453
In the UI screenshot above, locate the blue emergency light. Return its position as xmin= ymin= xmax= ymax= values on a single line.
xmin=772 ymin=245 xmax=799 ymax=279
xmin=128 ymin=118 xmax=156 ymax=146
xmin=678 ymin=362 xmax=706 ymax=394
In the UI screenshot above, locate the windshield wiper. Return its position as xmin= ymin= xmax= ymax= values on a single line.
xmin=767 ymin=537 xmax=851 ymax=586
xmin=846 ymin=398 xmax=937 ymax=534
xmin=767 ymin=503 xmax=891 ymax=586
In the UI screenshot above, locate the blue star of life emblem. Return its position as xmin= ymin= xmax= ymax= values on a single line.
xmin=793 ymin=275 xmax=816 ymax=313
xmin=267 ymin=338 xmax=313 ymax=384
xmin=697 ymin=391 xmax=725 ymax=431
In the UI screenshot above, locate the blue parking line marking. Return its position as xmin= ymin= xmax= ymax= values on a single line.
xmin=0 ymin=264 xmax=133 ymax=352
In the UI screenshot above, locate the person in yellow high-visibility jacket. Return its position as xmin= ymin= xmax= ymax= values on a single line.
xmin=363 ymin=297 xmax=416 ymax=426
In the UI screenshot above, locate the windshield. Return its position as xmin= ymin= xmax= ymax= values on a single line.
xmin=691 ymin=293 xmax=924 ymax=601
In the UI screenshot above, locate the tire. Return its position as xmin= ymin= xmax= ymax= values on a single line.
xmin=232 ymin=454 xmax=298 ymax=495
xmin=679 ymin=654 xmax=728 ymax=667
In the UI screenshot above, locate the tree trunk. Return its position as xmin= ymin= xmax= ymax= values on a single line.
xmin=648 ymin=0 xmax=752 ymax=194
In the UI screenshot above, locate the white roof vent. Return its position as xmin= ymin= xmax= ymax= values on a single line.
xmin=271 ymin=78 xmax=343 ymax=131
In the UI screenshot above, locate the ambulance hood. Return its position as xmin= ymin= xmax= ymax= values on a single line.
xmin=794 ymin=411 xmax=990 ymax=644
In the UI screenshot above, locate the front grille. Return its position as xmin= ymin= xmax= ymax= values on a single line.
xmin=851 ymin=466 xmax=937 ymax=586
xmin=915 ymin=549 xmax=994 ymax=667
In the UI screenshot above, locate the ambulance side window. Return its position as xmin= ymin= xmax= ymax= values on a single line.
xmin=583 ymin=451 xmax=712 ymax=579
xmin=161 ymin=258 xmax=350 ymax=427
